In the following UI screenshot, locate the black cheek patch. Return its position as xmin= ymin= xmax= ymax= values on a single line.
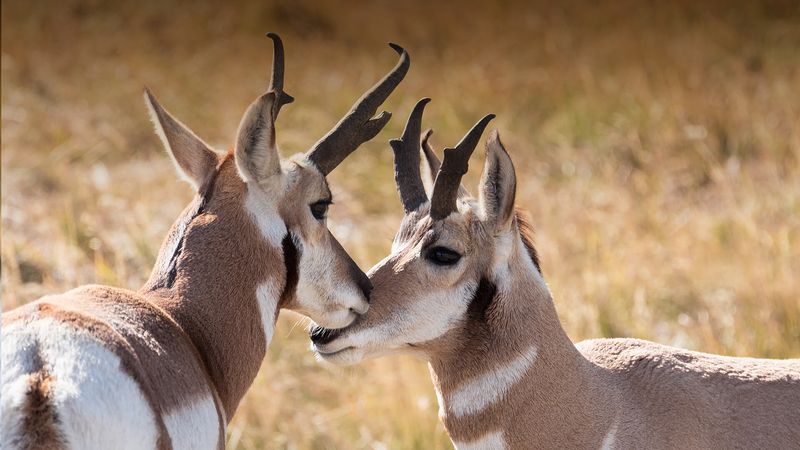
xmin=280 ymin=234 xmax=301 ymax=304
xmin=467 ymin=277 xmax=497 ymax=323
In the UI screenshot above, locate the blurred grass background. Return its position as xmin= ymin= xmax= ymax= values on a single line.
xmin=2 ymin=0 xmax=799 ymax=448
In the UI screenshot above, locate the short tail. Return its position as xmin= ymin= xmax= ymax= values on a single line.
xmin=21 ymin=370 xmax=64 ymax=449
xmin=3 ymin=367 xmax=65 ymax=450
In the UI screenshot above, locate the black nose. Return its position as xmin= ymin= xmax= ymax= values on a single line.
xmin=356 ymin=270 xmax=373 ymax=302
xmin=330 ymin=232 xmax=373 ymax=303
xmin=310 ymin=326 xmax=341 ymax=345
xmin=344 ymin=251 xmax=372 ymax=303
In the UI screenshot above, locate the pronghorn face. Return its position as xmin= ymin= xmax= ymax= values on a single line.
xmin=144 ymin=91 xmax=370 ymax=330
xmin=313 ymin=102 xmax=530 ymax=363
xmin=142 ymin=35 xmax=411 ymax=330
xmin=272 ymin=156 xmax=372 ymax=328
xmin=311 ymin=204 xmax=497 ymax=364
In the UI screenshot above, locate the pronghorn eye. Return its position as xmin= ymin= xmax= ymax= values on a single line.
xmin=426 ymin=246 xmax=462 ymax=266
xmin=310 ymin=201 xmax=330 ymax=220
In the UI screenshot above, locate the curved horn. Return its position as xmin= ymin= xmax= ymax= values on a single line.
xmin=390 ymin=98 xmax=430 ymax=213
xmin=429 ymin=114 xmax=495 ymax=220
xmin=306 ymin=43 xmax=410 ymax=175
xmin=421 ymin=129 xmax=472 ymax=200
xmin=266 ymin=32 xmax=294 ymax=118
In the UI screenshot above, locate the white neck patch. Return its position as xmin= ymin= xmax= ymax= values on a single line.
xmin=255 ymin=281 xmax=281 ymax=346
xmin=601 ymin=420 xmax=619 ymax=450
xmin=243 ymin=184 xmax=286 ymax=249
xmin=243 ymin=183 xmax=287 ymax=347
xmin=446 ymin=344 xmax=538 ymax=418
xmin=453 ymin=430 xmax=507 ymax=450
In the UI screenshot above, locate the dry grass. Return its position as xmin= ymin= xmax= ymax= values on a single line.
xmin=2 ymin=0 xmax=799 ymax=448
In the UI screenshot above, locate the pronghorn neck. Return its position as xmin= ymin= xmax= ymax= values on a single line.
xmin=428 ymin=231 xmax=618 ymax=448
xmin=141 ymin=156 xmax=291 ymax=419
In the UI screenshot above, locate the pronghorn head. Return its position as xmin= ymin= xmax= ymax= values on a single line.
xmin=144 ymin=34 xmax=409 ymax=329
xmin=312 ymin=98 xmax=544 ymax=362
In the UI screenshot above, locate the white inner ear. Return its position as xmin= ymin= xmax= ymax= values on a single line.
xmin=234 ymin=94 xmax=282 ymax=184
xmin=479 ymin=141 xmax=516 ymax=231
xmin=419 ymin=153 xmax=437 ymax=196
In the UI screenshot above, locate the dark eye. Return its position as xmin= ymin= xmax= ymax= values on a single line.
xmin=426 ymin=246 xmax=462 ymax=266
xmin=310 ymin=201 xmax=330 ymax=220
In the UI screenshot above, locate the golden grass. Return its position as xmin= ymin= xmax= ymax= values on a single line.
xmin=2 ymin=0 xmax=799 ymax=448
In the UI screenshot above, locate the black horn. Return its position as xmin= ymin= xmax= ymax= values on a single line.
xmin=429 ymin=114 xmax=495 ymax=220
xmin=306 ymin=43 xmax=410 ymax=175
xmin=390 ymin=98 xmax=430 ymax=213
xmin=420 ymin=128 xmax=440 ymax=174
xmin=266 ymin=32 xmax=294 ymax=118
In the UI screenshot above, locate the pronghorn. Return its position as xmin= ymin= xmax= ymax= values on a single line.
xmin=1 ymin=34 xmax=410 ymax=450
xmin=312 ymin=99 xmax=800 ymax=449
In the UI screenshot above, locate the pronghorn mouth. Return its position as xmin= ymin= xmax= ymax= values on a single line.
xmin=315 ymin=346 xmax=354 ymax=357
xmin=309 ymin=325 xmax=343 ymax=345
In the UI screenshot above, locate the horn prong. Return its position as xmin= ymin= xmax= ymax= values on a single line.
xmin=391 ymin=98 xmax=430 ymax=213
xmin=306 ymin=43 xmax=410 ymax=175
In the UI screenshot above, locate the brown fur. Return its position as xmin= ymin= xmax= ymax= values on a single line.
xmin=12 ymin=349 xmax=64 ymax=450
xmin=3 ymin=139 xmax=367 ymax=449
xmin=144 ymin=156 xmax=279 ymax=417
xmin=514 ymin=208 xmax=541 ymax=272
xmin=2 ymin=155 xmax=292 ymax=449
xmin=4 ymin=294 xmax=200 ymax=449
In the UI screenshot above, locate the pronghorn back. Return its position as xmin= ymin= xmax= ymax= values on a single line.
xmin=577 ymin=338 xmax=800 ymax=448
xmin=2 ymin=286 xmax=224 ymax=450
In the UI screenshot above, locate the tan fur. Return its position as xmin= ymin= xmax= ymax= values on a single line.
xmin=318 ymin=135 xmax=800 ymax=449
xmin=144 ymin=156 xmax=277 ymax=417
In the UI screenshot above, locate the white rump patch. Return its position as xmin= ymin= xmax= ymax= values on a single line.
xmin=600 ymin=420 xmax=618 ymax=450
xmin=1 ymin=318 xmax=159 ymax=450
xmin=453 ymin=431 xmax=507 ymax=450
xmin=164 ymin=395 xmax=220 ymax=450
xmin=447 ymin=344 xmax=538 ymax=417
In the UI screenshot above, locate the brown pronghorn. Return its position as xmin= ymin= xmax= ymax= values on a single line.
xmin=312 ymin=99 xmax=800 ymax=449
xmin=1 ymin=34 xmax=410 ymax=450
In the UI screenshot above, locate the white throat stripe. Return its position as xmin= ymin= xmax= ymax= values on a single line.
xmin=448 ymin=345 xmax=538 ymax=417
xmin=453 ymin=431 xmax=507 ymax=450
xmin=600 ymin=420 xmax=618 ymax=450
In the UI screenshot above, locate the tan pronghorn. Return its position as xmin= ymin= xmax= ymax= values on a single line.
xmin=312 ymin=99 xmax=800 ymax=449
xmin=1 ymin=34 xmax=410 ymax=450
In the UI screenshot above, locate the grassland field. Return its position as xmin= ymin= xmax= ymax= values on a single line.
xmin=2 ymin=1 xmax=799 ymax=448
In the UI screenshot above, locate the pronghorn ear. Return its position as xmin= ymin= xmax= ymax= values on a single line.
xmin=144 ymin=89 xmax=218 ymax=191
xmin=419 ymin=129 xmax=440 ymax=196
xmin=479 ymin=131 xmax=516 ymax=231
xmin=234 ymin=92 xmax=282 ymax=183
